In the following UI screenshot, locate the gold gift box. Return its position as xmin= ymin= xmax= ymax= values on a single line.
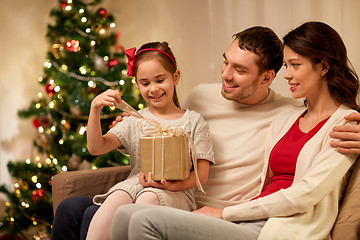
xmin=140 ymin=135 xmax=191 ymax=181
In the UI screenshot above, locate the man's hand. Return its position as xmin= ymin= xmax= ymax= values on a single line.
xmin=192 ymin=206 xmax=224 ymax=219
xmin=109 ymin=112 xmax=130 ymax=129
xmin=330 ymin=112 xmax=360 ymax=154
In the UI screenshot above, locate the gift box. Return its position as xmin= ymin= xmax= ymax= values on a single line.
xmin=140 ymin=135 xmax=191 ymax=181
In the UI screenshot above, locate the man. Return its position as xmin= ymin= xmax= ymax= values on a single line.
xmin=109 ymin=26 xmax=360 ymax=239
xmin=51 ymin=26 xmax=360 ymax=239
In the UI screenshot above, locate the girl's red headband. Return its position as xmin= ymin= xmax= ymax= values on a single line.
xmin=123 ymin=47 xmax=177 ymax=77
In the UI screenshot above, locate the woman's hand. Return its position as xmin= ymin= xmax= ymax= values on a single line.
xmin=330 ymin=112 xmax=360 ymax=154
xmin=192 ymin=206 xmax=224 ymax=219
xmin=91 ymin=89 xmax=122 ymax=111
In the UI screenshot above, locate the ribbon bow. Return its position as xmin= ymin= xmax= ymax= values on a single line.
xmin=124 ymin=47 xmax=136 ymax=77
xmin=138 ymin=118 xmax=205 ymax=193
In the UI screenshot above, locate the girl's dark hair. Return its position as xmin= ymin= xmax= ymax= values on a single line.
xmin=134 ymin=42 xmax=180 ymax=108
xmin=283 ymin=21 xmax=360 ymax=111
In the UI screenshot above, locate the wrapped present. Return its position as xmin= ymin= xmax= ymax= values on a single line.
xmin=140 ymin=134 xmax=191 ymax=181
xmin=137 ymin=116 xmax=204 ymax=193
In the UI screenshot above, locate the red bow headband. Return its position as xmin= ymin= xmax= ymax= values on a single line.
xmin=124 ymin=47 xmax=177 ymax=77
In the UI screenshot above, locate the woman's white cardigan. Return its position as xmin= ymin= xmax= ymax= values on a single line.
xmin=222 ymin=105 xmax=358 ymax=239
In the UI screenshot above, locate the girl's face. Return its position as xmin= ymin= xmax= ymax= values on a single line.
xmin=283 ymin=45 xmax=326 ymax=100
xmin=136 ymin=58 xmax=179 ymax=109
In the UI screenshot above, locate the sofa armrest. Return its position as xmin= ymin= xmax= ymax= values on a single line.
xmin=52 ymin=165 xmax=131 ymax=215
xmin=332 ymin=158 xmax=360 ymax=239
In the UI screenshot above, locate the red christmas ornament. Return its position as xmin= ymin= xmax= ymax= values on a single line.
xmin=107 ymin=58 xmax=118 ymax=69
xmin=97 ymin=8 xmax=108 ymax=18
xmin=65 ymin=40 xmax=80 ymax=52
xmin=32 ymin=118 xmax=41 ymax=128
xmin=45 ymin=83 xmax=55 ymax=96
xmin=32 ymin=189 xmax=46 ymax=203
xmin=60 ymin=1 xmax=68 ymax=9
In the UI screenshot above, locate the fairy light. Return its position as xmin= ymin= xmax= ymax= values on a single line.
xmin=38 ymin=77 xmax=43 ymax=83
xmin=92 ymin=165 xmax=97 ymax=170
xmin=44 ymin=61 xmax=52 ymax=68
xmin=86 ymin=28 xmax=91 ymax=33
xmin=121 ymin=70 xmax=127 ymax=75
xmin=79 ymin=126 xmax=86 ymax=135
xmin=138 ymin=103 xmax=144 ymax=109
xmin=99 ymin=28 xmax=106 ymax=35
xmin=14 ymin=183 xmax=19 ymax=188
xmin=49 ymin=101 xmax=55 ymax=109
xmin=5 ymin=202 xmax=10 ymax=207
xmin=15 ymin=189 xmax=20 ymax=195
xmin=33 ymin=220 xmax=38 ymax=225
xmin=46 ymin=158 xmax=52 ymax=164
xmin=103 ymin=56 xmax=109 ymax=61
xmin=31 ymin=176 xmax=38 ymax=183
xmin=10 ymin=217 xmax=14 ymax=222
xmin=38 ymin=126 xmax=44 ymax=133
xmin=59 ymin=139 xmax=64 ymax=145
xmin=54 ymin=86 xmax=60 ymax=92
xmin=135 ymin=89 xmax=140 ymax=95
xmin=37 ymin=163 xmax=42 ymax=168
xmin=35 ymin=156 xmax=40 ymax=161
xmin=81 ymin=17 xmax=87 ymax=23
xmin=69 ymin=135 xmax=74 ymax=140
xmin=62 ymin=166 xmax=68 ymax=171
xmin=37 ymin=92 xmax=43 ymax=98
xmin=26 ymin=158 xmax=31 ymax=164
xmin=51 ymin=126 xmax=56 ymax=132
xmin=79 ymin=66 xmax=87 ymax=75
xmin=79 ymin=8 xmax=84 ymax=13
xmin=61 ymin=64 xmax=68 ymax=71
xmin=67 ymin=0 xmax=72 ymax=3
xmin=36 ymin=183 xmax=42 ymax=188
xmin=119 ymin=80 xmax=125 ymax=85
xmin=131 ymin=79 xmax=136 ymax=84
xmin=65 ymin=5 xmax=72 ymax=11
xmin=88 ymin=81 xmax=94 ymax=87
xmin=90 ymin=71 xmax=96 ymax=76
xmin=82 ymin=147 xmax=86 ymax=152
xmin=53 ymin=158 xmax=58 ymax=165
xmin=110 ymin=23 xmax=116 ymax=28
xmin=35 ymin=103 xmax=41 ymax=109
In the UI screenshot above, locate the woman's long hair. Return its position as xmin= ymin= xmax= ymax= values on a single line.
xmin=283 ymin=21 xmax=360 ymax=111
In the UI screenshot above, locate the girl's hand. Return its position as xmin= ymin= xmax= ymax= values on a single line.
xmin=91 ymin=89 xmax=122 ymax=111
xmin=139 ymin=172 xmax=177 ymax=191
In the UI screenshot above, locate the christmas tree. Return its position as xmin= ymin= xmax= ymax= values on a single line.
xmin=0 ymin=0 xmax=145 ymax=238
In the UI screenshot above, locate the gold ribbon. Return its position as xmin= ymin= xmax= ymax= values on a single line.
xmin=138 ymin=118 xmax=205 ymax=193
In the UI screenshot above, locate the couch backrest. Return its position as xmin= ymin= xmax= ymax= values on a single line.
xmin=331 ymin=158 xmax=360 ymax=239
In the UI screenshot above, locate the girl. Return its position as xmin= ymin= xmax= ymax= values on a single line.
xmin=85 ymin=42 xmax=214 ymax=240
xmin=110 ymin=22 xmax=359 ymax=240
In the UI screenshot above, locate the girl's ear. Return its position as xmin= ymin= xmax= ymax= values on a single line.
xmin=174 ymin=69 xmax=181 ymax=86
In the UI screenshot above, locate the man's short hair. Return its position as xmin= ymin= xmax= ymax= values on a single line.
xmin=233 ymin=26 xmax=283 ymax=75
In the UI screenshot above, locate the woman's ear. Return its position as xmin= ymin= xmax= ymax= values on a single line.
xmin=321 ymin=58 xmax=330 ymax=76
xmin=174 ymin=69 xmax=181 ymax=86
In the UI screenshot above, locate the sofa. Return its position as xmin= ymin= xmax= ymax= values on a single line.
xmin=52 ymin=159 xmax=360 ymax=239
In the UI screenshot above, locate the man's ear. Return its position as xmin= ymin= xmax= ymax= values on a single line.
xmin=321 ymin=58 xmax=330 ymax=76
xmin=174 ymin=69 xmax=181 ymax=86
xmin=261 ymin=69 xmax=275 ymax=86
